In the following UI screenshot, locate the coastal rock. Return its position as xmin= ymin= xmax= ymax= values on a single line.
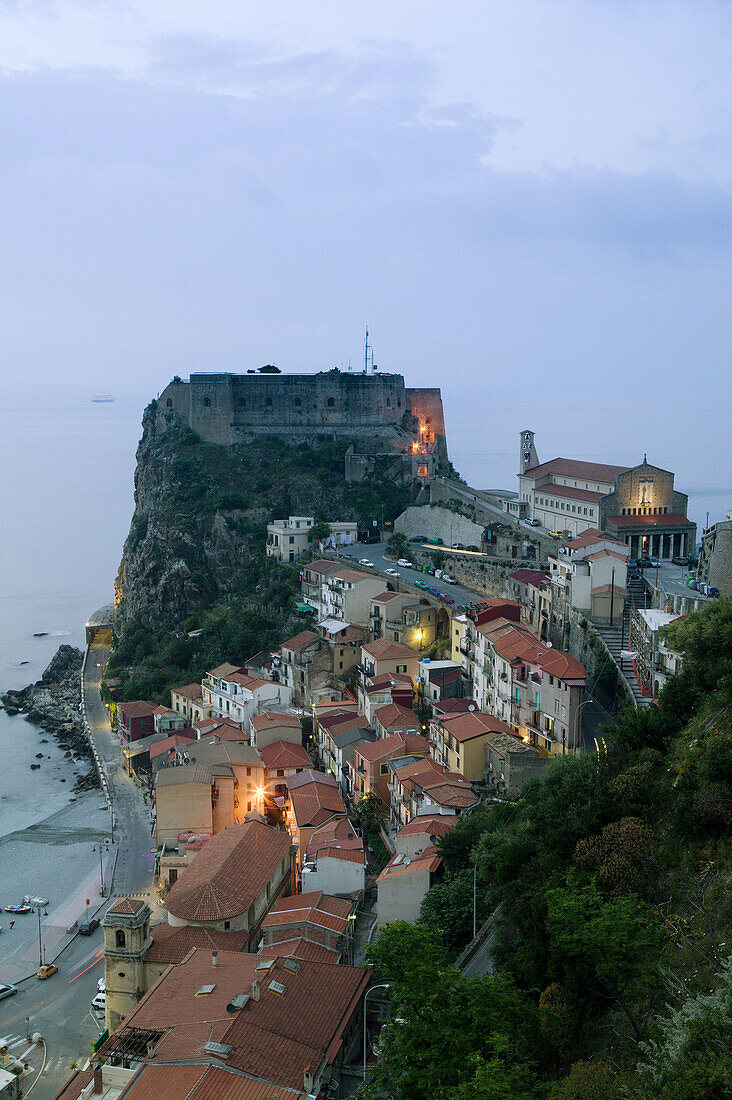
xmin=42 ymin=644 xmax=83 ymax=684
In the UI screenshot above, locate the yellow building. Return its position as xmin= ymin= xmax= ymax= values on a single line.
xmin=430 ymin=710 xmax=515 ymax=783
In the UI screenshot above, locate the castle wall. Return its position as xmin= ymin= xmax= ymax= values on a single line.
xmin=159 ymin=372 xmax=415 ymax=450
xmin=405 ymin=387 xmax=448 ymax=458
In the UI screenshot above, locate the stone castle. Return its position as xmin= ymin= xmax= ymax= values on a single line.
xmin=158 ymin=370 xmax=449 ymax=481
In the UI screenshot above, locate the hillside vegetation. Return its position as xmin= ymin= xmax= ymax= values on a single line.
xmin=111 ymin=406 xmax=411 ymax=702
xmin=366 ymin=597 xmax=732 ymax=1100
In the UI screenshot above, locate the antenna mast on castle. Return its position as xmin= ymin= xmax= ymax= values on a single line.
xmin=363 ymin=327 xmax=375 ymax=374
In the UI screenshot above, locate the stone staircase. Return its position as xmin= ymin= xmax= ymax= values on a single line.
xmin=595 ymin=575 xmax=652 ymax=710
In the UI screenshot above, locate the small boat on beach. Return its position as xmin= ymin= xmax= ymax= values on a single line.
xmin=5 ymin=905 xmax=31 ymax=915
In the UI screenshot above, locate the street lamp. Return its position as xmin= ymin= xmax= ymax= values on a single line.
xmin=33 ymin=905 xmax=48 ymax=968
xmin=363 ymin=982 xmax=392 ymax=1078
xmin=93 ymin=839 xmax=110 ymax=896
xmin=573 ymin=696 xmax=594 ymax=754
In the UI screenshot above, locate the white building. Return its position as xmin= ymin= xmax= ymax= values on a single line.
xmin=202 ymin=663 xmax=292 ymax=726
xmin=548 ymin=528 xmax=629 ymax=626
xmin=266 ymin=516 xmax=357 ymax=562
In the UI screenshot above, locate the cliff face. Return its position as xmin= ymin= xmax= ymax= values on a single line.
xmin=115 ymin=401 xmax=413 ymax=629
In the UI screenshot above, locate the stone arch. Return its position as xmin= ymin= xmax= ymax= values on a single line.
xmin=116 ymin=929 xmax=126 ymax=949
xmin=166 ymin=398 xmax=173 ymax=407
xmin=203 ymin=397 xmax=211 ymax=407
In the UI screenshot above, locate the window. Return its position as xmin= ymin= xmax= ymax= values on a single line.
xmin=203 ymin=397 xmax=211 ymax=407
xmin=386 ymin=397 xmax=391 ymax=407
xmin=294 ymin=397 xmax=302 ymax=406
xmin=265 ymin=397 xmax=272 ymax=407
xmin=327 ymin=397 xmax=335 ymax=407
xmin=277 ymin=769 xmax=284 ymax=777
xmin=289 ymin=536 xmax=294 ymax=544
xmin=166 ymin=398 xmax=173 ymax=407
xmin=115 ymin=930 xmax=126 ymax=949
xmin=247 ymin=767 xmax=252 ymax=776
xmin=247 ymin=801 xmax=252 ymax=812
xmin=237 ymin=397 xmax=246 ymax=407
xmin=380 ymin=763 xmax=389 ymax=775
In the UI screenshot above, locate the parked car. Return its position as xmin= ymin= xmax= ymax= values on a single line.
xmin=414 ymin=580 xmax=429 ymax=589
xmin=79 ymin=918 xmax=100 ymax=935
xmin=97 ymin=977 xmax=106 ymax=993
xmin=439 ymin=593 xmax=455 ymax=604
xmin=0 ymin=983 xmax=18 ymax=1001
xmin=409 ymin=535 xmax=428 ymax=543
xmin=427 ymin=586 xmax=441 ymax=595
xmin=37 ymin=964 xmax=58 ymax=980
xmin=432 ymin=537 xmax=444 ymax=546
xmin=672 ymin=555 xmax=689 ymax=566
xmin=397 ymin=559 xmax=413 ymax=568
xmin=91 ymin=992 xmax=106 ymax=1013
xmin=358 ymin=559 xmax=374 ymax=567
xmin=466 ymin=544 xmax=480 ymax=552
xmin=548 ymin=530 xmax=562 ymax=539
xmin=427 ymin=566 xmax=436 ymax=576
xmin=648 ymin=557 xmax=661 ymax=568
xmin=362 ymin=535 xmax=381 ymax=544
xmin=452 ymin=542 xmax=465 ymax=550
xmin=638 ymin=557 xmax=653 ymax=568
xmin=688 ymin=554 xmax=699 ymax=567
xmin=525 ymin=517 xmax=541 ymax=526
xmin=441 ymin=574 xmax=456 ymax=584
xmin=385 ymin=568 xmax=399 ymax=577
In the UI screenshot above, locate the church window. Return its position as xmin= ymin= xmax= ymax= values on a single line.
xmin=166 ymin=398 xmax=173 ymax=407
xmin=327 ymin=397 xmax=335 ymax=407
xmin=265 ymin=397 xmax=272 ymax=407
xmin=116 ymin=930 xmax=126 ymax=949
xmin=203 ymin=397 xmax=211 ymax=407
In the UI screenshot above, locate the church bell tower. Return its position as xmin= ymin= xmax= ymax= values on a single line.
xmin=520 ymin=429 xmax=538 ymax=474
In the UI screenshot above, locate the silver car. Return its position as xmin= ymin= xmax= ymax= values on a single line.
xmin=0 ymin=983 xmax=18 ymax=1001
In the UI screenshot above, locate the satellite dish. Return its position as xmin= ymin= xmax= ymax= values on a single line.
xmin=468 ymin=704 xmax=475 ymax=712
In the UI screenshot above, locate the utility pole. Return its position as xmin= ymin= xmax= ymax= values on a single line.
xmin=609 ymin=566 xmax=615 ymax=627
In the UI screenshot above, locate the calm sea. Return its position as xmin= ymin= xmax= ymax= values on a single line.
xmin=0 ymin=382 xmax=727 ymax=838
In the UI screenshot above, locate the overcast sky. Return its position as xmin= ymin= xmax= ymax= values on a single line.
xmin=1 ymin=1 xmax=730 ymax=515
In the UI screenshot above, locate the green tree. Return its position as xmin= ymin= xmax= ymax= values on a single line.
xmin=351 ymin=791 xmax=380 ymax=836
xmin=309 ymin=521 xmax=332 ymax=545
xmin=389 ymin=532 xmax=408 ymax=558
xmin=545 ymin=879 xmax=665 ymax=1040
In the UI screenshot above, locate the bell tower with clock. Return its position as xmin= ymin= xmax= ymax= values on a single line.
xmin=520 ymin=429 xmax=538 ymax=474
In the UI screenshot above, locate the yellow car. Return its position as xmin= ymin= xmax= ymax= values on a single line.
xmin=548 ymin=530 xmax=562 ymax=539
xmin=37 ymin=963 xmax=58 ymax=980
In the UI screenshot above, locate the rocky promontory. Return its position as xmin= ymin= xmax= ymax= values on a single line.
xmin=1 ymin=645 xmax=100 ymax=791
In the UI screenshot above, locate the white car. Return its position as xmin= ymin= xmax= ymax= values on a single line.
xmin=441 ymin=574 xmax=456 ymax=584
xmin=91 ymin=992 xmax=106 ymax=1012
xmin=397 ymin=559 xmax=413 ymax=568
xmin=358 ymin=559 xmax=374 ymax=567
xmin=385 ymin=567 xmax=399 ymax=577
xmin=97 ymin=977 xmax=105 ymax=993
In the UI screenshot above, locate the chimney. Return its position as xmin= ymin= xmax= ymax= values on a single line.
xmin=93 ymin=1067 xmax=103 ymax=1093
xmin=212 ymin=950 xmax=218 ymax=967
xmin=252 ymin=980 xmax=260 ymax=1001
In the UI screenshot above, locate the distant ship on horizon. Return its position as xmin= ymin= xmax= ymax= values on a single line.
xmin=92 ymin=392 xmax=115 ymax=403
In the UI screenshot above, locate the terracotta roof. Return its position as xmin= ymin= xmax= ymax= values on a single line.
xmin=396 ymin=815 xmax=457 ymax=838
xmin=562 ymin=528 xmax=626 ymax=551
xmin=486 ymin=731 xmax=539 ymax=756
xmin=487 ymin=623 xmax=586 ymax=683
xmin=165 ymin=821 xmax=293 ymax=922
xmin=149 ymin=730 xmax=198 ymax=759
xmin=52 ymin=1069 xmax=94 ymax=1099
xmin=156 ymin=740 xmax=263 ymax=786
xmin=146 ymin=923 xmax=250 ymax=965
xmin=508 ymin=570 xmax=551 ymax=587
xmin=362 ymin=639 xmax=418 ymax=660
xmin=424 ymin=783 xmax=479 ymax=808
xmin=260 ymin=741 xmax=312 ymax=770
xmin=251 ymin=712 xmax=302 ymax=730
xmin=288 ymin=779 xmax=346 ymax=829
xmin=355 ymin=731 xmax=429 ymax=763
xmin=584 ymin=548 xmax=630 ymax=562
xmin=327 ymin=567 xmax=374 ymax=583
xmin=108 ymin=897 xmax=147 ymax=916
xmin=607 ymin=513 xmax=692 ymax=527
xmin=227 ymin=672 xmax=271 ymax=691
xmin=262 ymin=891 xmax=352 ymax=935
xmin=118 ymin=1063 xmax=303 ymax=1100
xmin=104 ymin=949 xmax=371 ymax=1094
xmin=438 ymin=711 xmax=514 ymax=742
xmin=315 ymin=846 xmax=365 ymax=864
xmin=378 ymin=849 xmax=442 ymax=880
xmin=303 ymin=558 xmax=340 ymax=575
xmin=521 ymin=457 xmax=628 ymax=482
xmin=281 ymin=630 xmax=320 ymax=651
xmin=371 ymin=591 xmax=404 ymax=604
xmin=373 ymin=703 xmax=419 ymax=731
xmin=286 ymin=768 xmax=337 ymax=791
xmin=317 ymin=710 xmax=370 ymax=733
xmin=118 ymin=700 xmax=157 ymax=719
xmin=172 ymin=683 xmax=204 ymax=700
xmin=542 ymin=483 xmax=604 ymax=503
xmin=260 ymin=938 xmax=341 ymax=965
xmin=304 ymin=818 xmax=360 ymax=858
xmin=207 ymin=663 xmax=243 ymax=678
xmin=152 ymin=705 xmax=173 ymax=716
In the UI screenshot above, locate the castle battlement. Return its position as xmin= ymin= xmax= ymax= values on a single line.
xmin=158 ymin=371 xmax=447 ymax=462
